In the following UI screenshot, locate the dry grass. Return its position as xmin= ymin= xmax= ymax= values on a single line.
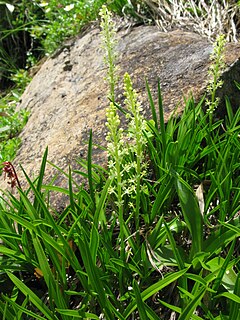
xmin=142 ymin=0 xmax=240 ymax=41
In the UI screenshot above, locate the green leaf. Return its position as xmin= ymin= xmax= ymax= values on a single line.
xmin=204 ymin=256 xmax=238 ymax=293
xmin=88 ymin=129 xmax=96 ymax=208
xmin=0 ymin=246 xmax=27 ymax=263
xmin=110 ymin=258 xmax=143 ymax=277
xmin=203 ymin=229 xmax=236 ymax=256
xmin=6 ymin=272 xmax=57 ymax=320
xmin=133 ymin=280 xmax=148 ymax=320
xmin=124 ymin=268 xmax=188 ymax=318
xmin=90 ymin=224 xmax=99 ymax=265
xmin=0 ymin=299 xmax=15 ymax=320
xmin=158 ymin=299 xmax=181 ymax=314
xmin=219 ymin=221 xmax=240 ymax=236
xmin=150 ymin=174 xmax=173 ymax=222
xmin=230 ymin=273 xmax=240 ymax=319
xmin=158 ymin=80 xmax=166 ymax=154
xmin=163 ymin=221 xmax=186 ymax=270
xmin=3 ymin=295 xmax=46 ymax=320
xmin=145 ymin=78 xmax=158 ymax=131
xmin=0 ymin=231 xmax=21 ymax=241
xmin=178 ymin=286 xmax=206 ymax=320
xmin=212 ymin=238 xmax=236 ymax=292
xmin=57 ymin=309 xmax=99 ymax=319
xmin=162 ymin=220 xmax=188 ymax=306
xmin=33 ymin=147 xmax=48 ymax=210
xmin=185 ymin=273 xmax=207 ymax=286
xmin=93 ymin=178 xmax=111 ymax=226
xmin=1 ymin=211 xmax=35 ymax=232
xmin=175 ymin=175 xmax=203 ymax=258
xmin=68 ymin=165 xmax=75 ymax=211
xmin=215 ymin=292 xmax=240 ymax=304
xmin=31 ymin=233 xmax=68 ymax=310
xmin=77 ymin=232 xmax=115 ymax=320
xmin=159 ymin=299 xmax=204 ymax=320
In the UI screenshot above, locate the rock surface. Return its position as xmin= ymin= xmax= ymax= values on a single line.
xmin=2 ymin=25 xmax=240 ymax=205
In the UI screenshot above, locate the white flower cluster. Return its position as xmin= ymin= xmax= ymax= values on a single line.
xmin=122 ymin=73 xmax=148 ymax=199
xmin=105 ymin=74 xmax=148 ymax=208
xmin=124 ymin=73 xmax=147 ymax=161
xmin=100 ymin=5 xmax=148 ymax=212
xmin=99 ymin=5 xmax=118 ymax=103
xmin=206 ymin=34 xmax=226 ymax=116
xmin=105 ymin=103 xmax=128 ymax=206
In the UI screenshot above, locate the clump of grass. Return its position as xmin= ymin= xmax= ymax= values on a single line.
xmin=142 ymin=0 xmax=240 ymax=42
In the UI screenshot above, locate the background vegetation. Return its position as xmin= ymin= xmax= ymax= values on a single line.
xmin=0 ymin=1 xmax=239 ymax=319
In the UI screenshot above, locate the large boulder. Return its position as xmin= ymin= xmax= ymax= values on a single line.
xmin=1 ymin=25 xmax=240 ymax=205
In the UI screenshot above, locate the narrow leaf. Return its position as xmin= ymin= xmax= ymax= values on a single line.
xmin=57 ymin=309 xmax=99 ymax=319
xmin=215 ymin=292 xmax=240 ymax=303
xmin=145 ymin=78 xmax=158 ymax=130
xmin=124 ymin=268 xmax=188 ymax=318
xmin=88 ymin=129 xmax=95 ymax=208
xmin=6 ymin=272 xmax=57 ymax=320
xmin=133 ymin=280 xmax=148 ymax=320
xmin=178 ymin=286 xmax=206 ymax=320
xmin=175 ymin=176 xmax=203 ymax=258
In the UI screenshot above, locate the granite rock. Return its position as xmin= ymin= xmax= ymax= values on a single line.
xmin=2 ymin=25 xmax=240 ymax=208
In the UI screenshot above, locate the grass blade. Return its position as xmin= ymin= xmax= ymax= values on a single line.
xmin=6 ymin=271 xmax=57 ymax=320
xmin=3 ymin=295 xmax=46 ymax=320
xmin=93 ymin=177 xmax=111 ymax=226
xmin=57 ymin=309 xmax=99 ymax=319
xmin=175 ymin=175 xmax=203 ymax=259
xmin=145 ymin=78 xmax=158 ymax=130
xmin=31 ymin=232 xmax=68 ymax=310
xmin=178 ymin=286 xmax=206 ymax=320
xmin=124 ymin=268 xmax=188 ymax=318
xmin=212 ymin=238 xmax=236 ymax=293
xmin=77 ymin=231 xmax=115 ymax=320
xmin=90 ymin=224 xmax=99 ymax=265
xmin=150 ymin=174 xmax=173 ymax=223
xmin=163 ymin=220 xmax=188 ymax=307
xmin=33 ymin=147 xmax=48 ymax=210
xmin=158 ymin=80 xmax=166 ymax=154
xmin=229 ymin=273 xmax=240 ymax=319
xmin=214 ymin=292 xmax=240 ymax=304
xmin=132 ymin=280 xmax=148 ymax=320
xmin=88 ymin=129 xmax=95 ymax=208
xmin=163 ymin=221 xmax=186 ymax=270
xmin=218 ymin=221 xmax=240 ymax=236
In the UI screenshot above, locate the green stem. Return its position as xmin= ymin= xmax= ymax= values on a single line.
xmin=113 ymin=130 xmax=125 ymax=295
xmin=135 ymin=121 xmax=142 ymax=244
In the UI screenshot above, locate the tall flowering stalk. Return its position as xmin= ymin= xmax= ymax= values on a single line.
xmin=99 ymin=5 xmax=118 ymax=103
xmin=100 ymin=6 xmax=148 ymax=251
xmin=105 ymin=103 xmax=125 ymax=210
xmin=100 ymin=5 xmax=125 ymax=251
xmin=106 ymin=75 xmax=148 ymax=223
xmin=105 ymin=102 xmax=129 ymax=295
xmin=206 ymin=34 xmax=226 ymax=128
xmin=123 ymin=73 xmax=148 ymax=234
